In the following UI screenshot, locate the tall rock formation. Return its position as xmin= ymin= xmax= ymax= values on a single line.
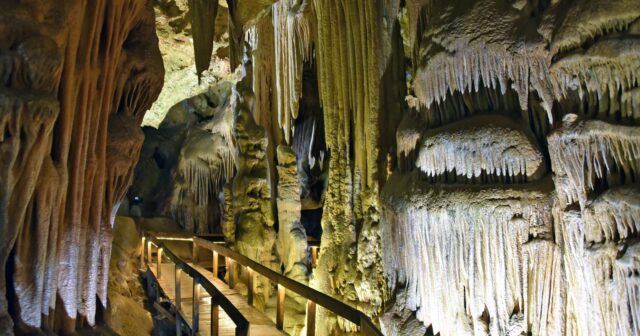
xmin=0 ymin=0 xmax=163 ymax=334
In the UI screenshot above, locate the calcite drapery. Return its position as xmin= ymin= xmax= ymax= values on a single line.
xmin=0 ymin=0 xmax=163 ymax=333
xmin=383 ymin=0 xmax=640 ymax=335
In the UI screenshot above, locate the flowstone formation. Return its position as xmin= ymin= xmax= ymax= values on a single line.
xmin=229 ymin=46 xmax=277 ymax=309
xmin=185 ymin=0 xmax=402 ymax=333
xmin=154 ymin=0 xmax=640 ymax=335
xmin=127 ymin=81 xmax=235 ymax=234
xmin=382 ymin=0 xmax=640 ymax=335
xmin=0 ymin=0 xmax=163 ymax=334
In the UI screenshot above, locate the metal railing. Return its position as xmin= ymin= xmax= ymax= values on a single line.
xmin=143 ymin=234 xmax=250 ymax=336
xmin=142 ymin=231 xmax=383 ymax=336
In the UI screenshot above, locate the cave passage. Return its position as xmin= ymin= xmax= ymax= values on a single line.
xmin=1 ymin=0 xmax=640 ymax=336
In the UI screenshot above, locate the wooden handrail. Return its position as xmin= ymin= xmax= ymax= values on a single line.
xmin=144 ymin=234 xmax=250 ymax=335
xmin=192 ymin=237 xmax=383 ymax=336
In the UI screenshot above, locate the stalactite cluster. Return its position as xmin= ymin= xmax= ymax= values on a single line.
xmin=170 ymin=107 xmax=235 ymax=234
xmin=383 ymin=173 xmax=559 ymax=335
xmin=0 ymin=0 xmax=163 ymax=334
xmin=155 ymin=0 xmax=640 ymax=335
xmin=383 ymin=0 xmax=640 ymax=335
xmin=311 ymin=0 xmax=391 ymax=330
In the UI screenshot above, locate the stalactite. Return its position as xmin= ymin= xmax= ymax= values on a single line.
xmin=555 ymin=208 xmax=640 ymax=336
xmin=273 ymin=0 xmax=315 ymax=143
xmin=187 ymin=0 xmax=218 ymax=80
xmin=382 ymin=172 xmax=558 ymax=336
xmin=548 ymin=115 xmax=640 ymax=207
xmin=170 ymin=115 xmax=236 ymax=234
xmin=551 ymin=0 xmax=640 ymax=55
xmin=415 ymin=115 xmax=545 ymax=181
xmin=583 ymin=186 xmax=640 ymax=244
xmin=0 ymin=0 xmax=163 ymax=332
xmin=413 ymin=46 xmax=559 ymax=123
xmin=312 ymin=0 xmax=387 ymax=330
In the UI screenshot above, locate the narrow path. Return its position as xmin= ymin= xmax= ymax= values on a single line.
xmin=149 ymin=262 xmax=285 ymax=336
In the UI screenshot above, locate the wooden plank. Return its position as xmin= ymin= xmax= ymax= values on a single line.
xmin=151 ymin=262 xmax=285 ymax=336
xmin=193 ymin=237 xmax=364 ymax=324
xmin=211 ymin=302 xmax=219 ymax=336
xmin=190 ymin=263 xmax=285 ymax=335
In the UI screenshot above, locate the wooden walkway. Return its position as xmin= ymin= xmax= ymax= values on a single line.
xmin=143 ymin=232 xmax=383 ymax=336
xmin=150 ymin=262 xmax=285 ymax=336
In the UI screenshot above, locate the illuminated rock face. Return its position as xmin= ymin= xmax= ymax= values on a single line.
xmin=5 ymin=0 xmax=629 ymax=334
xmin=382 ymin=0 xmax=640 ymax=335
xmin=0 ymin=0 xmax=163 ymax=334
xmin=183 ymin=0 xmax=636 ymax=335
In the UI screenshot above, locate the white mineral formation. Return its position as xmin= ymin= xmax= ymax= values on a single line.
xmin=273 ymin=0 xmax=314 ymax=142
xmin=416 ymin=115 xmax=545 ymax=181
xmin=382 ymin=172 xmax=559 ymax=336
xmin=171 ymin=108 xmax=235 ymax=233
xmin=548 ymin=115 xmax=640 ymax=208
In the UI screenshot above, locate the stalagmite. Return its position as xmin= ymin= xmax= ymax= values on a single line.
xmin=230 ymin=44 xmax=276 ymax=309
xmin=275 ymin=145 xmax=310 ymax=319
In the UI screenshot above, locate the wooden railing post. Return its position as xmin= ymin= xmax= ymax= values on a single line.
xmin=147 ymin=241 xmax=152 ymax=268
xmin=192 ymin=240 xmax=199 ymax=262
xmin=276 ymin=284 xmax=285 ymax=330
xmin=227 ymin=258 xmax=235 ymax=289
xmin=311 ymin=247 xmax=318 ymax=268
xmin=360 ymin=316 xmax=378 ymax=336
xmin=235 ymin=322 xmax=249 ymax=336
xmin=307 ymin=300 xmax=316 ymax=336
xmin=175 ymin=267 xmax=182 ymax=336
xmin=247 ymin=267 xmax=254 ymax=306
xmin=192 ymin=281 xmax=200 ymax=335
xmin=211 ymin=296 xmax=219 ymax=336
xmin=212 ymin=251 xmax=219 ymax=279
xmin=141 ymin=237 xmax=146 ymax=266
xmin=157 ymin=248 xmax=163 ymax=279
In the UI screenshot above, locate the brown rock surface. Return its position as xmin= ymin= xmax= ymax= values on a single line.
xmin=0 ymin=0 xmax=163 ymax=333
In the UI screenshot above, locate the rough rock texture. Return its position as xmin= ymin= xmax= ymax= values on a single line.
xmin=144 ymin=0 xmax=232 ymax=128
xmin=126 ymin=81 xmax=235 ymax=235
xmin=382 ymin=0 xmax=640 ymax=335
xmin=107 ymin=217 xmax=153 ymax=336
xmin=0 ymin=0 xmax=163 ymax=334
xmin=229 ymin=46 xmax=277 ymax=309
xmin=275 ymin=145 xmax=310 ymax=288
